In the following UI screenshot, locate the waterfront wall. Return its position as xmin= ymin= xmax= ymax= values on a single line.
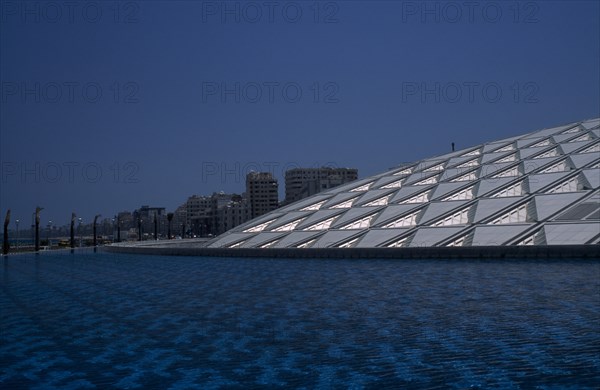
xmin=104 ymin=244 xmax=600 ymax=259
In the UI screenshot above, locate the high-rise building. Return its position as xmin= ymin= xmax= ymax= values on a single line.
xmin=217 ymin=197 xmax=251 ymax=233
xmin=185 ymin=195 xmax=212 ymax=236
xmin=182 ymin=193 xmax=252 ymax=237
xmin=284 ymin=167 xmax=358 ymax=204
xmin=246 ymin=172 xmax=279 ymax=219
xmin=133 ymin=205 xmax=166 ymax=237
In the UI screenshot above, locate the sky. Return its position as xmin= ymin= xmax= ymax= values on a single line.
xmin=1 ymin=0 xmax=599 ymax=226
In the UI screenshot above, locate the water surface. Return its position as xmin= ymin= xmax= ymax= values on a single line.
xmin=1 ymin=251 xmax=599 ymax=388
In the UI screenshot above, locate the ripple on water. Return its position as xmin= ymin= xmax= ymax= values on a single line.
xmin=1 ymin=253 xmax=599 ymax=388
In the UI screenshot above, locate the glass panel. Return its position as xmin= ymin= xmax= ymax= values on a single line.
xmin=431 ymin=207 xmax=470 ymax=226
xmin=533 ymin=149 xmax=558 ymax=159
xmin=569 ymin=134 xmax=591 ymax=142
xmin=260 ymin=240 xmax=279 ymax=248
xmin=451 ymin=171 xmax=477 ymax=182
xmin=563 ymin=126 xmax=581 ymax=134
xmin=338 ymin=237 xmax=360 ymax=248
xmin=579 ymin=143 xmax=600 ymax=154
xmin=229 ymin=240 xmax=246 ymax=248
xmin=400 ymin=191 xmax=430 ymax=204
xmin=529 ymin=139 xmax=551 ymax=148
xmin=303 ymin=217 xmax=337 ymax=231
xmin=394 ymin=168 xmax=413 ymax=175
xmin=463 ymin=149 xmax=480 ymax=157
xmin=413 ymin=175 xmax=438 ymax=186
xmin=493 ymin=166 xmax=519 ymax=178
xmin=495 ymin=144 xmax=514 ymax=152
xmin=350 ymin=183 xmax=372 ymax=192
xmin=496 ymin=154 xmax=516 ymax=163
xmin=446 ymin=236 xmax=465 ymax=246
xmin=387 ymin=236 xmax=409 ymax=247
xmin=382 ymin=212 xmax=419 ymax=228
xmin=297 ymin=238 xmax=317 ymax=248
xmin=547 ymin=177 xmax=579 ymax=194
xmin=330 ymin=198 xmax=356 ymax=209
xmin=364 ymin=195 xmax=390 ymax=207
xmin=300 ymin=200 xmax=326 ymax=211
xmin=456 ymin=159 xmax=479 ymax=168
xmin=540 ymin=160 xmax=567 ymax=173
xmin=424 ymin=163 xmax=445 ymax=172
xmin=490 ymin=204 xmax=528 ymax=224
xmin=491 ymin=182 xmax=523 ymax=197
xmin=381 ymin=180 xmax=403 ymax=189
xmin=244 ymin=219 xmax=275 ymax=233
xmin=443 ymin=187 xmax=474 ymax=201
xmin=340 ymin=215 xmax=375 ymax=230
xmin=271 ymin=218 xmax=306 ymax=232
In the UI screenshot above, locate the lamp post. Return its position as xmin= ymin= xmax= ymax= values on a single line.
xmin=34 ymin=207 xmax=43 ymax=252
xmin=2 ymin=210 xmax=10 ymax=255
xmin=15 ymin=219 xmax=20 ymax=252
xmin=93 ymin=215 xmax=101 ymax=247
xmin=112 ymin=217 xmax=116 ymax=243
xmin=117 ymin=215 xmax=121 ymax=243
xmin=31 ymin=212 xmax=35 ymax=248
xmin=153 ymin=213 xmax=158 ymax=241
xmin=70 ymin=213 xmax=76 ymax=250
xmin=137 ymin=218 xmax=142 ymax=241
xmin=78 ymin=217 xmax=83 ymax=247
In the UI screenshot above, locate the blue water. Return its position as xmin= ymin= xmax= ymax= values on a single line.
xmin=1 ymin=251 xmax=599 ymax=389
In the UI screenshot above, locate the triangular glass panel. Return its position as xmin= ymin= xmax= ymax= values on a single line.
xmin=339 ymin=215 xmax=375 ymax=230
xmin=350 ymin=182 xmax=372 ymax=192
xmin=533 ymin=149 xmax=558 ymax=159
xmin=244 ymin=219 xmax=275 ymax=233
xmin=303 ymin=216 xmax=338 ymax=231
xmin=363 ymin=195 xmax=391 ymax=207
xmin=381 ymin=211 xmax=420 ymax=228
xmin=400 ymin=191 xmax=431 ymax=204
xmin=300 ymin=200 xmax=327 ymax=211
xmin=442 ymin=186 xmax=474 ymax=201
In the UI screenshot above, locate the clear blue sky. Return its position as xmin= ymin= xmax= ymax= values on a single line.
xmin=1 ymin=0 xmax=599 ymax=225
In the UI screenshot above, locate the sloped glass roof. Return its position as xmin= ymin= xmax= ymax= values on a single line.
xmin=208 ymin=118 xmax=600 ymax=248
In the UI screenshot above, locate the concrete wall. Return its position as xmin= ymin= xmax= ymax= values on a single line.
xmin=104 ymin=244 xmax=600 ymax=259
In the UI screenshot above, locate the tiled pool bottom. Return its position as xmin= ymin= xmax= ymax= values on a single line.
xmin=1 ymin=253 xmax=599 ymax=389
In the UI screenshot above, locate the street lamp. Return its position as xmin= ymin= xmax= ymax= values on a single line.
xmin=93 ymin=214 xmax=101 ymax=247
xmin=15 ymin=219 xmax=19 ymax=252
xmin=117 ymin=215 xmax=121 ymax=243
xmin=70 ymin=213 xmax=76 ymax=250
xmin=34 ymin=207 xmax=43 ymax=252
xmin=78 ymin=217 xmax=83 ymax=247
xmin=31 ymin=212 xmax=35 ymax=248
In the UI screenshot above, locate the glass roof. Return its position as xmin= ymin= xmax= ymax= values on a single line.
xmin=206 ymin=118 xmax=600 ymax=248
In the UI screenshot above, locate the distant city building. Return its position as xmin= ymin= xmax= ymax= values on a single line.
xmin=217 ymin=196 xmax=251 ymax=234
xmin=284 ymin=167 xmax=358 ymax=204
xmin=183 ymin=192 xmax=252 ymax=237
xmin=246 ymin=172 xmax=279 ymax=219
xmin=185 ymin=195 xmax=212 ymax=236
xmin=171 ymin=204 xmax=187 ymax=237
xmin=117 ymin=211 xmax=134 ymax=230
xmin=133 ymin=205 xmax=166 ymax=237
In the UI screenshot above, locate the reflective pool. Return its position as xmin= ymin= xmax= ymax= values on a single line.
xmin=1 ymin=251 xmax=599 ymax=388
